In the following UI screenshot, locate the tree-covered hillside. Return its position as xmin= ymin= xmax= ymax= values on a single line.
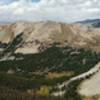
xmin=0 ymin=44 xmax=100 ymax=100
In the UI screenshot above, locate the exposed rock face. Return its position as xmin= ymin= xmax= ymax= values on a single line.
xmin=0 ymin=21 xmax=100 ymax=54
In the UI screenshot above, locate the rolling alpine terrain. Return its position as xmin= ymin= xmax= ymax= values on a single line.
xmin=0 ymin=21 xmax=100 ymax=100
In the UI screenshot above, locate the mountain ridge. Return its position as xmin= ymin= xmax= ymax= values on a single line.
xmin=77 ymin=19 xmax=100 ymax=28
xmin=0 ymin=21 xmax=100 ymax=55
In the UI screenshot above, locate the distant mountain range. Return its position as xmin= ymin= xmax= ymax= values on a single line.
xmin=0 ymin=21 xmax=13 ymax=25
xmin=77 ymin=19 xmax=100 ymax=27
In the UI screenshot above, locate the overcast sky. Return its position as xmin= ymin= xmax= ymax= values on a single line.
xmin=0 ymin=0 xmax=100 ymax=23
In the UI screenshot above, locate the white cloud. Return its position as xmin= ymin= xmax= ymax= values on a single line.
xmin=0 ymin=0 xmax=100 ymax=22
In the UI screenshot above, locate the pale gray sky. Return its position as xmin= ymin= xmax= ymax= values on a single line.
xmin=0 ymin=0 xmax=100 ymax=23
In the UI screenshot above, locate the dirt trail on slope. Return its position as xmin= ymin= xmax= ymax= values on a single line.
xmin=52 ymin=62 xmax=100 ymax=96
